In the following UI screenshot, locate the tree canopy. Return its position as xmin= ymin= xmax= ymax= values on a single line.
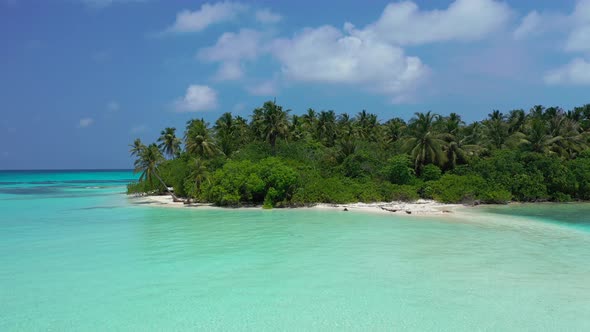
xmin=128 ymin=101 xmax=590 ymax=207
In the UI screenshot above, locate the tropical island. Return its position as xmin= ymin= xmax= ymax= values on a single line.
xmin=127 ymin=101 xmax=590 ymax=209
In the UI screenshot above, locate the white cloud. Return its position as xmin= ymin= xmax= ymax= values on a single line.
xmin=246 ymin=80 xmax=278 ymax=96
xmin=174 ymin=85 xmax=218 ymax=112
xmin=544 ymin=58 xmax=590 ymax=85
xmin=255 ymin=8 xmax=282 ymax=24
xmin=193 ymin=0 xmax=511 ymax=102
xmin=107 ymin=101 xmax=120 ymax=112
xmin=513 ymin=11 xmax=541 ymax=40
xmin=166 ymin=2 xmax=246 ymax=33
xmin=198 ymin=29 xmax=262 ymax=81
xmin=214 ymin=62 xmax=243 ymax=80
xmin=78 ymin=118 xmax=94 ymax=128
xmin=350 ymin=0 xmax=512 ymax=46
xmin=565 ymin=0 xmax=590 ymax=53
xmin=566 ymin=26 xmax=590 ymax=53
xmin=271 ymin=25 xmax=429 ymax=102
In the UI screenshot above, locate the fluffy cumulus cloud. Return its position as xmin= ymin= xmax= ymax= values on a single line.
xmin=174 ymin=85 xmax=218 ymax=112
xmin=349 ymin=0 xmax=512 ymax=46
xmin=255 ymin=9 xmax=282 ymax=24
xmin=514 ymin=0 xmax=590 ymax=52
xmin=78 ymin=118 xmax=94 ymax=128
xmin=271 ymin=25 xmax=428 ymax=102
xmin=193 ymin=0 xmax=513 ymax=102
xmin=544 ymin=58 xmax=590 ymax=85
xmin=198 ymin=29 xmax=263 ymax=80
xmin=167 ymin=2 xmax=246 ymax=33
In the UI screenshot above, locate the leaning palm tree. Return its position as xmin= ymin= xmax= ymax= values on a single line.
xmin=403 ymin=111 xmax=446 ymax=172
xmin=185 ymin=119 xmax=221 ymax=158
xmin=133 ymin=143 xmax=179 ymax=200
xmin=129 ymin=138 xmax=145 ymax=157
xmin=253 ymin=100 xmax=290 ymax=154
xmin=157 ymin=127 xmax=181 ymax=159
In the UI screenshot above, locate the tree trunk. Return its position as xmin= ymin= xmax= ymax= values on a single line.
xmin=153 ymin=168 xmax=181 ymax=202
xmin=270 ymin=135 xmax=277 ymax=155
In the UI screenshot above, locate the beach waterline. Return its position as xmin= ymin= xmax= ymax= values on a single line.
xmin=1 ymin=171 xmax=590 ymax=331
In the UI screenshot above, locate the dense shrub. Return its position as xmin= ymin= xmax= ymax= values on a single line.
xmin=204 ymin=158 xmax=298 ymax=207
xmin=421 ymin=164 xmax=442 ymax=181
xmin=385 ymin=155 xmax=415 ymax=185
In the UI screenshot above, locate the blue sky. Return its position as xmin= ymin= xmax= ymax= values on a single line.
xmin=1 ymin=0 xmax=589 ymax=169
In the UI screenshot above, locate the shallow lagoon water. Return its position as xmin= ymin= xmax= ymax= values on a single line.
xmin=1 ymin=171 xmax=590 ymax=331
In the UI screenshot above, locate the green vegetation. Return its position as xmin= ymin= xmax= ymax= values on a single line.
xmin=128 ymin=101 xmax=590 ymax=207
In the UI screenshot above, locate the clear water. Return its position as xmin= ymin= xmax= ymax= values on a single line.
xmin=1 ymin=171 xmax=590 ymax=331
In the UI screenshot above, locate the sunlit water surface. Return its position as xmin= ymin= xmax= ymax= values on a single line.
xmin=1 ymin=170 xmax=589 ymax=331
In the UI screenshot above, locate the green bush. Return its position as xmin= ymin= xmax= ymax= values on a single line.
xmin=430 ymin=174 xmax=487 ymax=203
xmin=389 ymin=184 xmax=420 ymax=202
xmin=479 ymin=189 xmax=512 ymax=204
xmin=205 ymin=158 xmax=298 ymax=207
xmin=385 ymin=155 xmax=415 ymax=185
xmin=421 ymin=164 xmax=442 ymax=181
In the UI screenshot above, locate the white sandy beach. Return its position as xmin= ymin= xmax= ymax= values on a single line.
xmin=130 ymin=194 xmax=462 ymax=216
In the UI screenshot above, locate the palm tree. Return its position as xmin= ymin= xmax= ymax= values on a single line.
xmin=529 ymin=105 xmax=545 ymax=119
xmin=436 ymin=114 xmax=479 ymax=169
xmin=354 ymin=110 xmax=380 ymax=141
xmin=289 ymin=114 xmax=306 ymax=141
xmin=214 ymin=112 xmax=236 ymax=156
xmin=403 ymin=111 xmax=446 ymax=172
xmin=302 ymin=108 xmax=317 ymax=131
xmin=133 ymin=143 xmax=178 ymax=199
xmin=483 ymin=110 xmax=514 ymax=149
xmin=520 ymin=118 xmax=561 ymax=154
xmin=440 ymin=113 xmax=464 ymax=136
xmin=316 ymin=110 xmax=337 ymax=146
xmin=253 ymin=100 xmax=290 ymax=154
xmin=550 ymin=116 xmax=588 ymax=158
xmin=129 ymin=138 xmax=145 ymax=157
xmin=185 ymin=119 xmax=221 ymax=158
xmin=383 ymin=118 xmax=406 ymax=145
xmin=189 ymin=158 xmax=210 ymax=200
xmin=337 ymin=113 xmax=354 ymax=139
xmin=507 ymin=109 xmax=526 ymax=134
xmin=157 ymin=127 xmax=181 ymax=159
xmin=462 ymin=122 xmax=486 ymax=146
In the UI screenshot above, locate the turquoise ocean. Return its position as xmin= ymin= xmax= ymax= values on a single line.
xmin=1 ymin=170 xmax=590 ymax=331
